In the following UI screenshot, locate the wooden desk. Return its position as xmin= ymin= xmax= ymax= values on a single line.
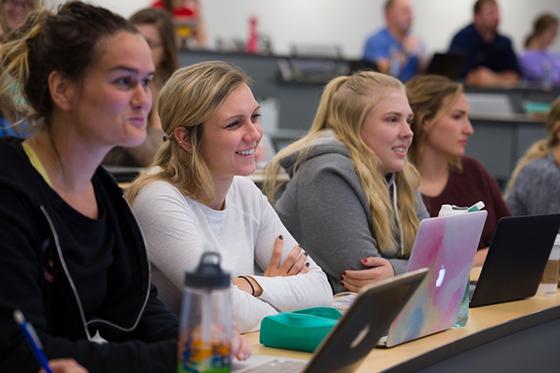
xmin=245 ymin=292 xmax=560 ymax=372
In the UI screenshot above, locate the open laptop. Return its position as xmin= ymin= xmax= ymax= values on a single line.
xmin=425 ymin=52 xmax=466 ymax=80
xmin=233 ymin=268 xmax=428 ymax=373
xmin=469 ymin=214 xmax=560 ymax=307
xmin=378 ymin=211 xmax=487 ymax=347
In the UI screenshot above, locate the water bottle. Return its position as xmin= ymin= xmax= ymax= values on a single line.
xmin=178 ymin=252 xmax=232 ymax=373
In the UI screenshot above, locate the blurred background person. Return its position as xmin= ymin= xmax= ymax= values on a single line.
xmin=449 ymin=0 xmax=520 ymax=87
xmin=506 ymin=97 xmax=560 ymax=217
xmin=363 ymin=0 xmax=425 ymax=82
xmin=104 ymin=7 xmax=178 ymax=167
xmin=520 ymin=13 xmax=559 ymax=86
xmin=0 ymin=0 xmax=39 ymax=40
xmin=406 ymin=75 xmax=511 ymax=266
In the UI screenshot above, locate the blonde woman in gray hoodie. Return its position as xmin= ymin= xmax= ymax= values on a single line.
xmin=265 ymin=71 xmax=428 ymax=294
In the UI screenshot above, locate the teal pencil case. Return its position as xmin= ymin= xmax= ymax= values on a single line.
xmin=259 ymin=306 xmax=342 ymax=352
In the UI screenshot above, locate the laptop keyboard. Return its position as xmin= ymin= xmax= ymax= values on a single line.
xmin=238 ymin=359 xmax=306 ymax=373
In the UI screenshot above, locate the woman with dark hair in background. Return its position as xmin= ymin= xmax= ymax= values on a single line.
xmin=406 ymin=75 xmax=511 ymax=266
xmin=104 ymin=7 xmax=179 ymax=167
xmin=0 ymin=2 xmax=180 ymax=371
xmin=520 ymin=13 xmax=559 ymax=85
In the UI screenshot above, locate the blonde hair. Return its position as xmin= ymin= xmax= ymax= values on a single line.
xmin=505 ymin=97 xmax=560 ymax=195
xmin=405 ymin=75 xmax=464 ymax=170
xmin=265 ymin=71 xmax=420 ymax=256
xmin=126 ymin=61 xmax=249 ymax=205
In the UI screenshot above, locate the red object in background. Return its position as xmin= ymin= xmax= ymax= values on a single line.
xmin=152 ymin=1 xmax=195 ymax=17
xmin=245 ymin=16 xmax=258 ymax=54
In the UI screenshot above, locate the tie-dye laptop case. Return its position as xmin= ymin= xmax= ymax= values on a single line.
xmin=380 ymin=211 xmax=487 ymax=347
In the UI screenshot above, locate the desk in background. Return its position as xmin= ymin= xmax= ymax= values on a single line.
xmin=245 ymin=292 xmax=560 ymax=372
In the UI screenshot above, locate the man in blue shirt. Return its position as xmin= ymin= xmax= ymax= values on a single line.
xmin=363 ymin=0 xmax=425 ymax=82
xmin=449 ymin=0 xmax=520 ymax=87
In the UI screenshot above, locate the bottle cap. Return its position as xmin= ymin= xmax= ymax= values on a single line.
xmin=184 ymin=252 xmax=230 ymax=289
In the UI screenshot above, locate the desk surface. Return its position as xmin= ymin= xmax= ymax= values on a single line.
xmin=244 ymin=291 xmax=560 ymax=372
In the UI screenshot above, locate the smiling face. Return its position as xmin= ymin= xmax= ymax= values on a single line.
xmin=199 ymin=83 xmax=262 ymax=184
xmin=360 ymin=89 xmax=414 ymax=174
xmin=424 ymin=93 xmax=473 ymax=159
xmin=65 ymin=31 xmax=155 ymax=149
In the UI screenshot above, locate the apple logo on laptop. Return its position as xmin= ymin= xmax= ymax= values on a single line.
xmin=435 ymin=265 xmax=446 ymax=287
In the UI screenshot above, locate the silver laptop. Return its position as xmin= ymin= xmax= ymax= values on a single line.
xmin=234 ymin=269 xmax=428 ymax=373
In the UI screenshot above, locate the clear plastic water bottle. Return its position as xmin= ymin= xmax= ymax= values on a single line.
xmin=178 ymin=252 xmax=232 ymax=373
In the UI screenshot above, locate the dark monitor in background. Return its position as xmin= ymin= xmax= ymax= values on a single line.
xmin=425 ymin=52 xmax=466 ymax=80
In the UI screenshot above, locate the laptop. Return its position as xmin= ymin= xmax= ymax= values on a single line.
xmin=233 ymin=268 xmax=428 ymax=373
xmin=378 ymin=211 xmax=487 ymax=347
xmin=469 ymin=214 xmax=560 ymax=307
xmin=425 ymin=52 xmax=466 ymax=80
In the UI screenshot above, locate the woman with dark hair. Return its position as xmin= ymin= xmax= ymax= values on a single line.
xmin=103 ymin=7 xmax=179 ymax=167
xmin=0 ymin=2 xmax=247 ymax=371
xmin=520 ymin=13 xmax=559 ymax=85
xmin=406 ymin=75 xmax=510 ymax=266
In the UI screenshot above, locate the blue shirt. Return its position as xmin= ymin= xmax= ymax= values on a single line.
xmin=449 ymin=24 xmax=520 ymax=78
xmin=363 ymin=27 xmax=421 ymax=82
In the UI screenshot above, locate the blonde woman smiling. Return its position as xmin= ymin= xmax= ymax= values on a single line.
xmin=127 ymin=61 xmax=332 ymax=332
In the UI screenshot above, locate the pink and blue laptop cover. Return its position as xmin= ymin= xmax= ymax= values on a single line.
xmin=384 ymin=211 xmax=487 ymax=347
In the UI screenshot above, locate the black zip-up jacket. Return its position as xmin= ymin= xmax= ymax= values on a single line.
xmin=0 ymin=138 xmax=178 ymax=372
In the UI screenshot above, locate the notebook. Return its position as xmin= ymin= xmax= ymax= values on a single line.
xmin=378 ymin=211 xmax=487 ymax=347
xmin=233 ymin=268 xmax=428 ymax=373
xmin=469 ymin=214 xmax=560 ymax=307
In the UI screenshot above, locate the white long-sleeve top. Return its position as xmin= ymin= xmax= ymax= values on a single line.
xmin=131 ymin=176 xmax=332 ymax=332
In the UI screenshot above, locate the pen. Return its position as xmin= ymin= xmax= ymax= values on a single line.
xmin=13 ymin=310 xmax=53 ymax=373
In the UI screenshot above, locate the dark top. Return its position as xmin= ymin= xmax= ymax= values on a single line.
xmin=52 ymin=177 xmax=114 ymax=316
xmin=0 ymin=138 xmax=178 ymax=372
xmin=421 ymin=156 xmax=511 ymax=249
xmin=449 ymin=23 xmax=521 ymax=77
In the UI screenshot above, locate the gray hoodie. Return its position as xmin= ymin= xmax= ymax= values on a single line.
xmin=275 ymin=131 xmax=428 ymax=293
